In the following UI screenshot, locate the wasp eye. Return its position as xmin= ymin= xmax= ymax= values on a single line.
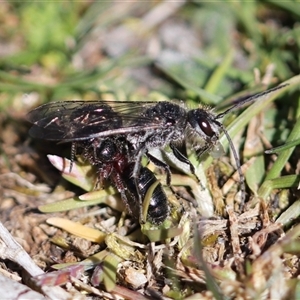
xmin=200 ymin=120 xmax=214 ymax=137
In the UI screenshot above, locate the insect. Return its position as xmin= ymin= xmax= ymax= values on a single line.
xmin=27 ymin=84 xmax=287 ymax=213
xmin=77 ymin=136 xmax=169 ymax=224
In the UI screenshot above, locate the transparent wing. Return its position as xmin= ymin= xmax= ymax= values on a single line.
xmin=27 ymin=100 xmax=165 ymax=141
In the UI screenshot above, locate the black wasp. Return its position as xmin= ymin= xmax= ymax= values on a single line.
xmin=76 ymin=136 xmax=169 ymax=224
xmin=27 ymin=84 xmax=287 ymax=212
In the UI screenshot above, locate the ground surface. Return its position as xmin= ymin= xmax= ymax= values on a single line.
xmin=0 ymin=2 xmax=300 ymax=299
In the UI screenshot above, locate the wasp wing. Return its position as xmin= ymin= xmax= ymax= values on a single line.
xmin=27 ymin=100 xmax=166 ymax=141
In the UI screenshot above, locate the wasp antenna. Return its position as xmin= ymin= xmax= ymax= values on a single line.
xmin=217 ymin=121 xmax=245 ymax=209
xmin=216 ymin=83 xmax=289 ymax=119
